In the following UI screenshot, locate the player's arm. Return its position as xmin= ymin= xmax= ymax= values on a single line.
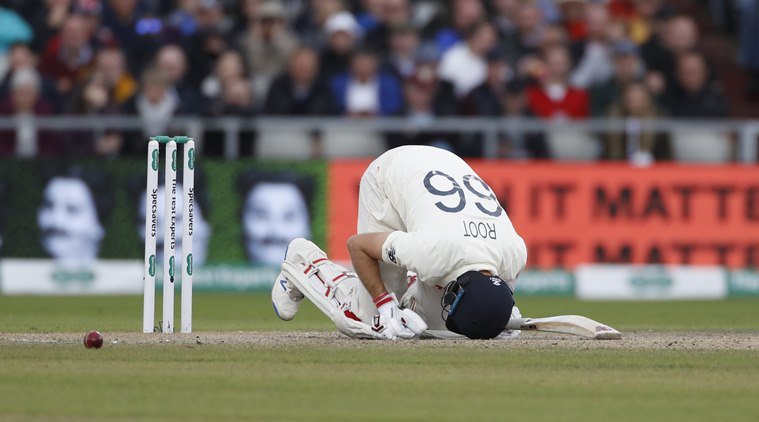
xmin=346 ymin=232 xmax=390 ymax=298
xmin=346 ymin=232 xmax=427 ymax=339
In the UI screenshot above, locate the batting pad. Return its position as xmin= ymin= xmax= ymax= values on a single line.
xmin=279 ymin=238 xmax=381 ymax=338
xmin=281 ymin=261 xmax=379 ymax=339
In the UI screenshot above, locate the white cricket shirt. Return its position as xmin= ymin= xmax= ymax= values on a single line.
xmin=375 ymin=146 xmax=527 ymax=289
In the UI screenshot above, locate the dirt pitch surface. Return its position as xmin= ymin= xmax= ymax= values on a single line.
xmin=2 ymin=330 xmax=757 ymax=350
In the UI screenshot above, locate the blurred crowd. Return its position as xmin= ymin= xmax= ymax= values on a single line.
xmin=0 ymin=0 xmax=754 ymax=159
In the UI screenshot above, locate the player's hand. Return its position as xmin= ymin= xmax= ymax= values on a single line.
xmin=399 ymin=308 xmax=427 ymax=336
xmin=373 ymin=304 xmax=415 ymax=340
xmin=372 ymin=292 xmax=427 ymax=340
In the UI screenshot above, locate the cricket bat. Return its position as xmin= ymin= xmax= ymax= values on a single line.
xmin=506 ymin=315 xmax=622 ymax=340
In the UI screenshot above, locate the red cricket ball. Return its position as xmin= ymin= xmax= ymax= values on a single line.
xmin=83 ymin=330 xmax=104 ymax=349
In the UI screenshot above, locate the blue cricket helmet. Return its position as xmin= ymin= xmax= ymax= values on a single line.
xmin=441 ymin=271 xmax=515 ymax=339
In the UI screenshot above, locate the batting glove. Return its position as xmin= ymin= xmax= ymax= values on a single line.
xmin=372 ymin=292 xmax=426 ymax=340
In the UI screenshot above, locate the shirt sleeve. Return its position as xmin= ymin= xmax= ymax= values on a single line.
xmin=380 ymin=231 xmax=459 ymax=283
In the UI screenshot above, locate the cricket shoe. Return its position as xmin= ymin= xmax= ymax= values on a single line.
xmin=272 ymin=273 xmax=304 ymax=321
xmin=272 ymin=238 xmax=316 ymax=320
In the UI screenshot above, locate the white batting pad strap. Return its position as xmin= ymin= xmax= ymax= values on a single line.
xmin=282 ymin=238 xmax=382 ymax=326
xmin=309 ymin=257 xmax=358 ymax=288
xmin=303 ymin=260 xmax=362 ymax=306
xmin=284 ymin=237 xmax=357 ymax=294
xmin=281 ymin=260 xmax=381 ymax=339
xmin=281 ymin=261 xmax=339 ymax=319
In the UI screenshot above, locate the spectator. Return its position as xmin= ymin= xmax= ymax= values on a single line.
xmin=125 ymin=67 xmax=183 ymax=145
xmin=665 ymin=52 xmax=728 ymax=117
xmin=75 ymin=0 xmax=118 ymax=49
xmin=184 ymin=0 xmax=234 ymax=86
xmin=555 ymin=0 xmax=587 ymax=42
xmin=534 ymin=0 xmax=561 ymax=24
xmin=28 ymin=0 xmax=71 ymax=53
xmin=640 ymin=15 xmax=699 ymax=91
xmin=538 ymin=24 xmax=570 ymax=50
xmin=607 ymin=0 xmax=637 ymax=20
xmin=204 ymin=74 xmax=257 ymax=157
xmin=0 ymin=43 xmax=59 ymax=107
xmin=330 ymin=48 xmax=403 ymax=117
xmin=0 ymin=0 xmax=743 ymax=161
xmin=232 ymin=0 xmax=259 ymax=34
xmin=738 ymin=0 xmax=759 ymax=99
xmin=383 ymin=24 xmax=420 ymax=80
xmin=0 ymin=4 xmax=33 ymax=56
xmin=103 ymin=0 xmax=142 ymax=42
xmin=0 ymin=68 xmax=58 ymax=157
xmin=428 ymin=0 xmax=486 ymax=54
xmin=386 ymin=45 xmax=459 ymax=152
xmin=457 ymin=49 xmax=511 ymax=158
xmin=167 ymin=0 xmax=201 ymax=37
xmin=386 ymin=77 xmax=454 ymax=151
xmin=102 ymin=0 xmax=160 ymax=71
xmin=501 ymin=3 xmax=545 ymax=66
xmin=154 ymin=45 xmax=204 ymax=114
xmin=207 ymin=77 xmax=256 ymax=116
xmin=624 ymin=0 xmax=674 ymax=45
xmin=465 ymin=49 xmax=511 ymax=116
xmin=291 ymin=0 xmax=344 ymax=47
xmin=569 ymin=4 xmax=614 ymax=88
xmin=96 ymin=47 xmax=138 ymax=106
xmin=499 ymin=81 xmax=550 ymax=159
xmin=319 ymin=11 xmax=361 ymax=82
xmin=403 ymin=77 xmax=440 ymax=122
xmin=264 ymin=47 xmax=332 ymax=115
xmin=589 ymin=40 xmax=645 ymax=116
xmin=238 ymin=0 xmax=297 ymax=104
xmin=526 ymin=45 xmax=589 ymax=119
xmin=492 ymin=0 xmax=521 ymax=40
xmin=602 ymin=81 xmax=671 ymax=162
xmin=363 ymin=0 xmax=411 ymax=54
xmin=604 ymin=16 xmax=629 ymax=46
xmin=38 ymin=14 xmax=95 ymax=98
xmin=201 ymin=50 xmax=248 ymax=101
xmin=71 ymin=47 xmax=136 ymax=114
xmin=438 ymin=20 xmax=497 ymax=98
xmin=64 ymin=49 xmax=129 ymax=158
xmin=409 ymin=43 xmax=457 ymax=116
xmin=356 ymin=0 xmax=382 ymax=33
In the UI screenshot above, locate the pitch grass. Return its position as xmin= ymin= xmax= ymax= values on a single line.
xmin=1 ymin=295 xmax=758 ymax=421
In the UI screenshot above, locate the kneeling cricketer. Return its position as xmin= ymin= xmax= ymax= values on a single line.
xmin=272 ymin=145 xmax=527 ymax=340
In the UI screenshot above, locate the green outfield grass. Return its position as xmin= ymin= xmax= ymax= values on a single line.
xmin=1 ymin=294 xmax=759 ymax=332
xmin=1 ymin=295 xmax=758 ymax=421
